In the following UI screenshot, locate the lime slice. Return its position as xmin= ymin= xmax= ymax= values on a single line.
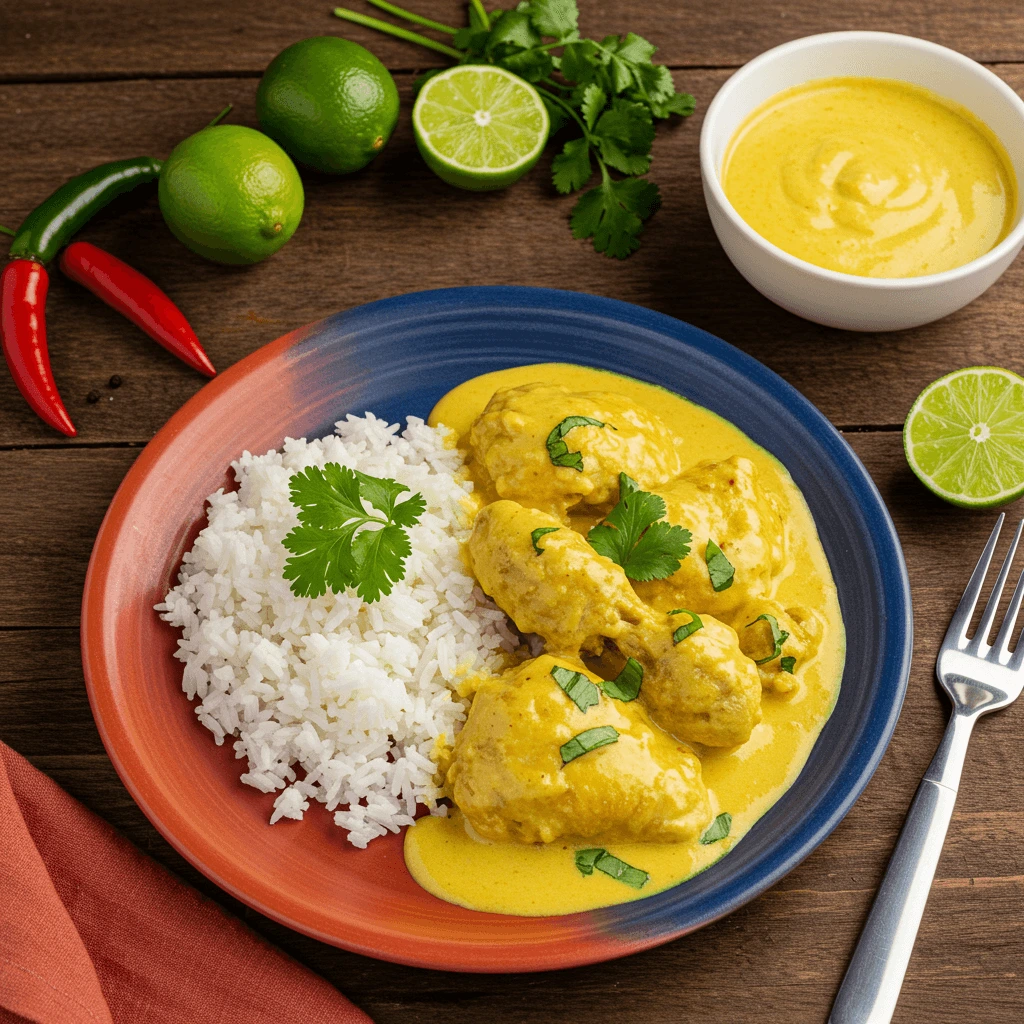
xmin=904 ymin=366 xmax=1024 ymax=508
xmin=412 ymin=64 xmax=549 ymax=191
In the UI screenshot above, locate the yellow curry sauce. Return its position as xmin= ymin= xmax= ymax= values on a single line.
xmin=722 ymin=77 xmax=1017 ymax=278
xmin=404 ymin=364 xmax=845 ymax=916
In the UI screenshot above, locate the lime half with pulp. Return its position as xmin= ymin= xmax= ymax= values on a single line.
xmin=413 ymin=64 xmax=549 ymax=191
xmin=904 ymin=366 xmax=1024 ymax=508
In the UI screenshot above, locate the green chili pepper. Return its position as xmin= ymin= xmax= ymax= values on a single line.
xmin=8 ymin=157 xmax=163 ymax=264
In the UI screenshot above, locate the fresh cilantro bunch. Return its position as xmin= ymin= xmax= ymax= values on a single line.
xmin=282 ymin=463 xmax=426 ymax=603
xmin=587 ymin=472 xmax=691 ymax=580
xmin=333 ymin=0 xmax=695 ymax=258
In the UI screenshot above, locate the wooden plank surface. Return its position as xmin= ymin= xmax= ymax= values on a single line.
xmin=3 ymin=0 xmax=1024 ymax=80
xmin=1 ymin=2 xmax=1023 ymax=1022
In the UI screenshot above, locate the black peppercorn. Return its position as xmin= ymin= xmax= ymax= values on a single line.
xmin=86 ymin=390 xmax=101 ymax=404
xmin=108 ymin=374 xmax=123 ymax=389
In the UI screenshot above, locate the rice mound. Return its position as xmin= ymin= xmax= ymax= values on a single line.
xmin=157 ymin=413 xmax=516 ymax=848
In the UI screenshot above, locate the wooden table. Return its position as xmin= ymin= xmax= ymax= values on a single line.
xmin=2 ymin=3 xmax=1022 ymax=1021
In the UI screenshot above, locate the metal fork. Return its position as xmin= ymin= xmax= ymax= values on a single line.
xmin=829 ymin=514 xmax=1024 ymax=1024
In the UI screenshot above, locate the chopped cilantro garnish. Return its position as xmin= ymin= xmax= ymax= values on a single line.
xmin=588 ymin=472 xmax=691 ymax=580
xmin=601 ymin=657 xmax=643 ymax=701
xmin=281 ymin=464 xmax=425 ymax=603
xmin=531 ymin=526 xmax=560 ymax=554
xmin=560 ymin=725 xmax=619 ymax=763
xmin=699 ymin=812 xmax=732 ymax=845
xmin=546 ymin=415 xmax=607 ymax=471
xmin=746 ymin=613 xmax=790 ymax=665
xmin=574 ymin=847 xmax=604 ymax=875
xmin=551 ymin=664 xmax=600 ymax=713
xmin=704 ymin=539 xmax=734 ymax=592
xmin=670 ymin=608 xmax=703 ymax=643
xmin=574 ymin=847 xmax=649 ymax=888
xmin=780 ymin=656 xmax=797 ymax=674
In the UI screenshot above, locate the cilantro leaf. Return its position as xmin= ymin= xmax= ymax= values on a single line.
xmin=580 ymin=83 xmax=606 ymax=130
xmin=592 ymin=99 xmax=655 ymax=175
xmin=587 ymin=477 xmax=690 ymax=580
xmin=570 ymin=175 xmax=661 ymax=259
xmin=546 ymin=415 xmax=607 ymax=470
xmin=487 ymin=8 xmax=540 ymax=50
xmin=552 ymin=136 xmax=592 ymax=194
xmin=528 ymin=0 xmax=579 ymax=39
xmin=551 ymin=664 xmax=600 ymax=712
xmin=531 ymin=525 xmax=560 ymax=553
xmin=699 ymin=812 xmax=732 ymax=845
xmin=592 ymin=850 xmax=649 ymax=888
xmin=281 ymin=523 xmax=358 ymax=599
xmin=560 ymin=725 xmax=619 ymax=763
xmin=559 ymin=39 xmax=601 ymax=84
xmin=573 ymin=847 xmax=648 ymax=888
xmin=287 ymin=464 xmax=366 ymax=531
xmin=618 ymin=472 xmax=640 ymax=498
xmin=498 ymin=45 xmax=553 ymax=83
xmin=780 ymin=656 xmax=797 ymax=674
xmin=574 ymin=847 xmax=604 ymax=875
xmin=670 ymin=608 xmax=703 ymax=643
xmin=745 ymin=613 xmax=790 ymax=665
xmin=595 ymin=33 xmax=656 ymax=93
xmin=601 ymin=657 xmax=643 ymax=701
xmin=705 ymin=539 xmax=735 ymax=592
xmin=282 ymin=463 xmax=424 ymax=604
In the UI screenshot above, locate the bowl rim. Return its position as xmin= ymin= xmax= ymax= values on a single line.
xmin=699 ymin=29 xmax=1024 ymax=290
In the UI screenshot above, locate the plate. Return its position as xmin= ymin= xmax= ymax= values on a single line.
xmin=81 ymin=286 xmax=912 ymax=972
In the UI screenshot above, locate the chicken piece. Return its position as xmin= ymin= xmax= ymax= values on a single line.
xmin=468 ymin=499 xmax=643 ymax=655
xmin=468 ymin=500 xmax=762 ymax=746
xmin=737 ymin=600 xmax=823 ymax=694
xmin=634 ymin=457 xmax=787 ymax=624
xmin=447 ymin=655 xmax=711 ymax=844
xmin=619 ymin=613 xmax=764 ymax=747
xmin=469 ymin=383 xmax=684 ymax=519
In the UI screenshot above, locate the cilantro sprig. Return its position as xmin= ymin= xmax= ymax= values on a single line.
xmin=282 ymin=463 xmax=425 ymax=603
xmin=333 ymin=0 xmax=694 ymax=257
xmin=588 ymin=472 xmax=691 ymax=581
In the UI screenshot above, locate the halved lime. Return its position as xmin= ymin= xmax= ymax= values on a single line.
xmin=412 ymin=65 xmax=549 ymax=191
xmin=904 ymin=366 xmax=1024 ymax=508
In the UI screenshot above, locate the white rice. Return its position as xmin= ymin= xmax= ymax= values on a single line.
xmin=156 ymin=413 xmax=517 ymax=848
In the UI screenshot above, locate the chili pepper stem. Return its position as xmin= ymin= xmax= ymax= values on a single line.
xmin=332 ymin=8 xmax=463 ymax=58
xmin=206 ymin=104 xmax=233 ymax=129
xmin=0 ymin=225 xmax=16 ymax=237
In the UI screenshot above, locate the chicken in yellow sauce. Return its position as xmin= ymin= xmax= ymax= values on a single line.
xmin=404 ymin=365 xmax=845 ymax=917
xmin=449 ymin=655 xmax=710 ymax=845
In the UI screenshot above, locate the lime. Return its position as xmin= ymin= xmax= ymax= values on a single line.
xmin=256 ymin=36 xmax=399 ymax=175
xmin=904 ymin=366 xmax=1024 ymax=508
xmin=413 ymin=65 xmax=549 ymax=191
xmin=159 ymin=125 xmax=304 ymax=265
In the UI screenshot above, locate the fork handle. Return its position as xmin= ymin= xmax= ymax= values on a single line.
xmin=828 ymin=709 xmax=976 ymax=1024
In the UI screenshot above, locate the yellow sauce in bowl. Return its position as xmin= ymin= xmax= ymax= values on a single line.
xmin=403 ymin=364 xmax=845 ymax=917
xmin=721 ymin=77 xmax=1017 ymax=277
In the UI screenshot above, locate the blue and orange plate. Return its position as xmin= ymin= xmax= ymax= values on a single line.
xmin=80 ymin=287 xmax=911 ymax=972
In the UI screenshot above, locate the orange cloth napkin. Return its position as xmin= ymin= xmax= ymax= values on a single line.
xmin=0 ymin=741 xmax=372 ymax=1024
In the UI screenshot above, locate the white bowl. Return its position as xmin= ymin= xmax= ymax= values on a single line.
xmin=699 ymin=31 xmax=1024 ymax=332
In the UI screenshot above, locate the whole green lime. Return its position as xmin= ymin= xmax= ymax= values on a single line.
xmin=256 ymin=36 xmax=400 ymax=175
xmin=158 ymin=124 xmax=304 ymax=265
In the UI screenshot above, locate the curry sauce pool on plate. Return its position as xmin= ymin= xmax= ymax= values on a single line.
xmin=405 ymin=363 xmax=846 ymax=917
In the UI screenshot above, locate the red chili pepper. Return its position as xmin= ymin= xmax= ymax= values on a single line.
xmin=60 ymin=242 xmax=215 ymax=377
xmin=1 ymin=260 xmax=77 ymax=437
